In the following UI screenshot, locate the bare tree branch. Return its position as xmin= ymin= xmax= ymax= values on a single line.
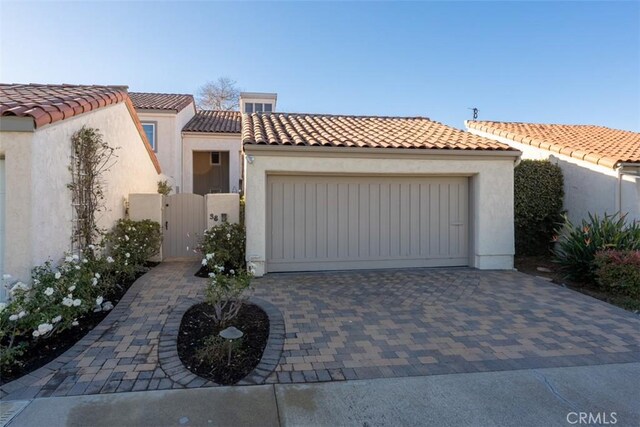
xmin=196 ymin=77 xmax=240 ymax=111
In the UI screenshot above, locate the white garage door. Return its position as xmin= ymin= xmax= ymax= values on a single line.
xmin=266 ymin=175 xmax=469 ymax=272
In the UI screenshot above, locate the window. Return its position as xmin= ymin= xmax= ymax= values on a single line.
xmin=210 ymin=152 xmax=221 ymax=165
xmin=141 ymin=122 xmax=157 ymax=151
xmin=244 ymin=102 xmax=273 ymax=113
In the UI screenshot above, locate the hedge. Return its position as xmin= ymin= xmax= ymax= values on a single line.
xmin=514 ymin=160 xmax=564 ymax=255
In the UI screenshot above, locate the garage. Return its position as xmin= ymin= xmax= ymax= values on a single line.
xmin=243 ymin=112 xmax=520 ymax=276
xmin=266 ymin=174 xmax=468 ymax=272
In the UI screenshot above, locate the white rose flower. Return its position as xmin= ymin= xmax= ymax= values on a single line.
xmin=96 ymin=296 xmax=104 ymax=306
xmin=65 ymin=255 xmax=74 ymax=263
xmin=95 ymin=273 xmax=101 ymax=279
xmin=230 ymin=269 xmax=235 ymax=275
xmin=38 ymin=323 xmax=53 ymax=335
xmin=206 ymin=253 xmax=214 ymax=260
xmin=91 ymin=278 xmax=98 ymax=286
xmin=72 ymin=320 xmax=79 ymax=326
xmin=9 ymin=314 xmax=18 ymax=321
xmin=201 ymin=258 xmax=208 ymax=266
xmin=18 ymin=311 xmax=26 ymax=318
xmin=44 ymin=287 xmax=54 ymax=296
xmin=88 ymin=244 xmax=95 ymax=250
xmin=33 ymin=330 xmax=40 ymax=337
xmin=68 ymin=285 xmax=76 ymax=292
xmin=82 ymin=258 xmax=88 ymax=264
xmin=52 ymin=315 xmax=62 ymax=323
xmin=208 ymin=272 xmax=215 ymax=278
xmin=125 ymin=235 xmax=130 ymax=241
xmin=55 ymin=272 xmax=62 ymax=280
xmin=73 ymin=299 xmax=82 ymax=307
xmin=75 ymin=265 xmax=81 ymax=270
xmin=62 ymin=297 xmax=74 ymax=307
xmin=106 ymin=257 xmax=115 ymax=263
xmin=72 ymin=254 xmax=79 ymax=261
xmin=125 ymin=253 xmax=130 ymax=258
xmin=102 ymin=301 xmax=114 ymax=311
xmin=0 ymin=302 xmax=6 ymax=313
xmin=226 ymin=233 xmax=231 ymax=239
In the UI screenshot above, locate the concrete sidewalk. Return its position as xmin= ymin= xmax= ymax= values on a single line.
xmin=3 ymin=363 xmax=639 ymax=427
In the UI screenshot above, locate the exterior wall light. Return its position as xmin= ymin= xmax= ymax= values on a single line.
xmin=246 ymin=155 xmax=255 ymax=164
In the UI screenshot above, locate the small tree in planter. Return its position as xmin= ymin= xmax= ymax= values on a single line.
xmin=200 ymin=222 xmax=254 ymax=327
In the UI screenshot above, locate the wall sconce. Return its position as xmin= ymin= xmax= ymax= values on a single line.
xmin=246 ymin=155 xmax=255 ymax=164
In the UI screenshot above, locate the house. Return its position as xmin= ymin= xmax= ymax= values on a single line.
xmin=242 ymin=113 xmax=521 ymax=276
xmin=0 ymin=84 xmax=162 ymax=293
xmin=130 ymin=92 xmax=277 ymax=196
xmin=466 ymin=121 xmax=640 ymax=225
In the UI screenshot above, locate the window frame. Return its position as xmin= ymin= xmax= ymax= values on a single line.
xmin=141 ymin=121 xmax=158 ymax=152
xmin=245 ymin=103 xmax=254 ymax=113
xmin=210 ymin=151 xmax=221 ymax=165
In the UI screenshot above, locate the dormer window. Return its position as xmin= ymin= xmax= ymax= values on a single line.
xmin=244 ymin=102 xmax=273 ymax=114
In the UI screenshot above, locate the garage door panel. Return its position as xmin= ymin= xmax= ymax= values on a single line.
xmin=267 ymin=175 xmax=468 ymax=272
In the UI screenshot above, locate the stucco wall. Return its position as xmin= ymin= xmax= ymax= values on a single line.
xmin=181 ymin=133 xmax=242 ymax=194
xmin=468 ymin=128 xmax=640 ymax=224
xmin=205 ymin=193 xmax=240 ymax=228
xmin=0 ymin=102 xmax=160 ymax=283
xmin=244 ymin=147 xmax=518 ymax=276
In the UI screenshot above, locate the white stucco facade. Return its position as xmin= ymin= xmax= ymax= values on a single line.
xmin=181 ymin=132 xmax=243 ymax=194
xmin=136 ymin=105 xmax=195 ymax=192
xmin=244 ymin=146 xmax=520 ymax=276
xmin=0 ymin=102 xmax=160 ymax=284
xmin=467 ymin=128 xmax=640 ymax=225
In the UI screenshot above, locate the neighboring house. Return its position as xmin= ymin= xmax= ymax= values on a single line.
xmin=243 ymin=113 xmax=521 ymax=276
xmin=0 ymin=84 xmax=162 ymax=293
xmin=466 ymin=121 xmax=640 ymax=225
xmin=130 ymin=92 xmax=276 ymax=196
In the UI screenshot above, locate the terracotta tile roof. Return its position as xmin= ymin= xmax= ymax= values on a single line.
xmin=0 ymin=83 xmax=161 ymax=174
xmin=467 ymin=121 xmax=640 ymax=169
xmin=129 ymin=92 xmax=194 ymax=113
xmin=242 ymin=113 xmax=514 ymax=151
xmin=1 ymin=83 xmax=127 ymax=128
xmin=182 ymin=110 xmax=242 ymax=133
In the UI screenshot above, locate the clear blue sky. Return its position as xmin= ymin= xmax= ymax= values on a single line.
xmin=1 ymin=1 xmax=639 ymax=131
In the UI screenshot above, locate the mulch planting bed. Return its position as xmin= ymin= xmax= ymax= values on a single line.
xmin=0 ymin=263 xmax=157 ymax=385
xmin=177 ymin=302 xmax=269 ymax=385
xmin=516 ymin=255 xmax=640 ymax=312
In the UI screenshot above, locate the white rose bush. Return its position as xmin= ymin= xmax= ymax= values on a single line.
xmin=1 ymin=219 xmax=162 ymax=376
xmin=198 ymin=222 xmax=254 ymax=327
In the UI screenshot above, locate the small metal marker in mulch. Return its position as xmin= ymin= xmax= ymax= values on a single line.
xmin=219 ymin=326 xmax=244 ymax=365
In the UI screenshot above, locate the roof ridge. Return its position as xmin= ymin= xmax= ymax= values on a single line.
xmin=246 ymin=111 xmax=433 ymax=121
xmin=468 ymin=120 xmax=637 ymax=133
xmin=129 ymin=91 xmax=194 ymax=97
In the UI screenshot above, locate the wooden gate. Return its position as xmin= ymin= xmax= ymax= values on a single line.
xmin=163 ymin=193 xmax=206 ymax=260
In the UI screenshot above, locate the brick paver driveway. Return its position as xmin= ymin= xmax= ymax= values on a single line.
xmin=252 ymin=268 xmax=640 ymax=384
xmin=2 ymin=262 xmax=639 ymax=399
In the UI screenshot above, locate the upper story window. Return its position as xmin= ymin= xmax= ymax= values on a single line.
xmin=244 ymin=102 xmax=273 ymax=113
xmin=141 ymin=122 xmax=157 ymax=152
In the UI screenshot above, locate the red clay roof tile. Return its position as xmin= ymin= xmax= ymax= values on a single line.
xmin=182 ymin=110 xmax=241 ymax=133
xmin=129 ymin=92 xmax=194 ymax=113
xmin=467 ymin=121 xmax=640 ymax=168
xmin=243 ymin=113 xmax=515 ymax=151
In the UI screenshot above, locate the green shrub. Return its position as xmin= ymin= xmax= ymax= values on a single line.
xmin=514 ymin=160 xmax=564 ymax=255
xmin=594 ymin=250 xmax=640 ymax=298
xmin=200 ymin=222 xmax=246 ymax=273
xmin=157 ymin=180 xmax=172 ymax=196
xmin=553 ymin=213 xmax=640 ymax=282
xmin=104 ymin=219 xmax=162 ymax=279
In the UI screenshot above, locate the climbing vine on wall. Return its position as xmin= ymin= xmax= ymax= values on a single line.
xmin=67 ymin=126 xmax=118 ymax=251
